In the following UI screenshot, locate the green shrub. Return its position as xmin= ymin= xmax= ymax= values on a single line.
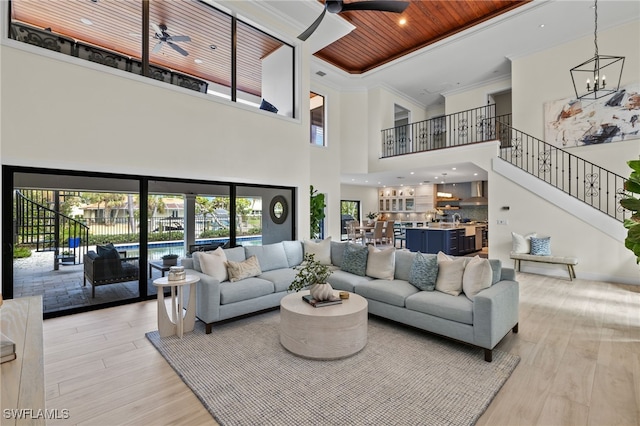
xmin=13 ymin=245 xmax=32 ymax=258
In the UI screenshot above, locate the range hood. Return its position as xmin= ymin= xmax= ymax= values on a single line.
xmin=460 ymin=181 xmax=488 ymax=206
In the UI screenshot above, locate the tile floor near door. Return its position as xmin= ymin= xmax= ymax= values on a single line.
xmin=41 ymin=272 xmax=640 ymax=426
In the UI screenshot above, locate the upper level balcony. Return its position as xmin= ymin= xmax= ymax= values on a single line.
xmin=381 ymin=104 xmax=512 ymax=158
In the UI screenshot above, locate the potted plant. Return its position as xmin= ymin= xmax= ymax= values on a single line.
xmin=366 ymin=211 xmax=378 ymax=224
xmin=289 ymin=253 xmax=333 ymax=300
xmin=620 ymin=159 xmax=640 ymax=263
xmin=162 ymin=253 xmax=179 ymax=266
xmin=310 ymin=185 xmax=326 ymax=239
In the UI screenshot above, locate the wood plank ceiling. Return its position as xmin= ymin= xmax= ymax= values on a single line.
xmin=315 ymin=0 xmax=530 ymax=74
xmin=9 ymin=0 xmax=530 ymax=92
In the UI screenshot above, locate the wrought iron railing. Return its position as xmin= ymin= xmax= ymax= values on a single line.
xmin=15 ymin=191 xmax=90 ymax=264
xmin=381 ymin=105 xmax=512 ymax=158
xmin=498 ymin=123 xmax=628 ymax=222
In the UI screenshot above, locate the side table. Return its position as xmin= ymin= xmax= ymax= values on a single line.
xmin=152 ymin=275 xmax=199 ymax=338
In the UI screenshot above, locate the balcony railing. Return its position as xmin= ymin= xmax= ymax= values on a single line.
xmin=381 ymin=105 xmax=513 ymax=158
xmin=498 ymin=123 xmax=628 ymax=222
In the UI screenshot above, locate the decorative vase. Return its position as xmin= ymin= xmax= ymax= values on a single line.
xmin=310 ymin=283 xmax=334 ymax=301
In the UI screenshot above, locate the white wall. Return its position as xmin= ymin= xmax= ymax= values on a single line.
xmin=444 ymin=77 xmax=511 ymax=115
xmin=0 ymin=42 xmax=311 ymax=236
xmin=261 ymin=45 xmax=294 ymax=118
xmin=310 ymin=81 xmax=343 ymax=240
xmin=512 ymin=20 xmax=640 ymax=139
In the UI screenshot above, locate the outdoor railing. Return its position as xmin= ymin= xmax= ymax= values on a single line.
xmin=15 ymin=191 xmax=89 ymax=264
xmin=498 ymin=123 xmax=628 ymax=222
xmin=381 ymin=105 xmax=512 ymax=158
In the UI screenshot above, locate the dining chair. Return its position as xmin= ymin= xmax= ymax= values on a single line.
xmin=383 ymin=221 xmax=395 ymax=245
xmin=366 ymin=221 xmax=385 ymax=246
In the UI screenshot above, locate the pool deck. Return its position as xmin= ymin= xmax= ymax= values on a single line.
xmin=13 ymin=250 xmax=159 ymax=314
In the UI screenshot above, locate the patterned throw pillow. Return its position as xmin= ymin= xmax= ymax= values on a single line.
xmin=408 ymin=252 xmax=438 ymax=291
xmin=226 ymin=255 xmax=262 ymax=282
xmin=530 ymin=237 xmax=551 ymax=256
xmin=341 ymin=243 xmax=368 ymax=276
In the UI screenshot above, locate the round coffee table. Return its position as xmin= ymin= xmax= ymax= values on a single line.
xmin=280 ymin=290 xmax=368 ymax=360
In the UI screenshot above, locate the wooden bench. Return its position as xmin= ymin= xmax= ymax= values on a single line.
xmin=510 ymin=252 xmax=578 ymax=281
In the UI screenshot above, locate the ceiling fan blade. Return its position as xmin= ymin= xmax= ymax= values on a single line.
xmin=151 ymin=23 xmax=163 ymax=37
xmin=168 ymin=35 xmax=191 ymax=42
xmin=152 ymin=41 xmax=163 ymax=53
xmin=167 ymin=41 xmax=189 ymax=56
xmin=298 ymin=6 xmax=327 ymax=41
xmin=341 ymin=1 xmax=409 ymax=13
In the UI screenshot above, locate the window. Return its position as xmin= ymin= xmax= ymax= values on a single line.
xmin=340 ymin=200 xmax=360 ymax=240
xmin=8 ymin=0 xmax=295 ymax=117
xmin=310 ymin=92 xmax=325 ymax=146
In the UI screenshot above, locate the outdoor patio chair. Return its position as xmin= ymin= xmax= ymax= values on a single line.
xmin=83 ymin=243 xmax=139 ymax=298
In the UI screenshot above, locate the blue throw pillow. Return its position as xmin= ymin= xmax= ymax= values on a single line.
xmin=409 ymin=252 xmax=438 ymax=291
xmin=530 ymin=237 xmax=551 ymax=256
xmin=341 ymin=243 xmax=368 ymax=276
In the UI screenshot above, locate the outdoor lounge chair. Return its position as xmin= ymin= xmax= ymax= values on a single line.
xmin=83 ymin=243 xmax=139 ymax=297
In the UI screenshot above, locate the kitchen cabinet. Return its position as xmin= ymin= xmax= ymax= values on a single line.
xmin=379 ymin=185 xmax=434 ymax=213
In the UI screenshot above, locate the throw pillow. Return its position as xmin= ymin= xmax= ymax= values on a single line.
xmin=435 ymin=251 xmax=466 ymax=296
xmin=462 ymin=256 xmax=493 ymax=300
xmin=199 ymin=247 xmax=228 ymax=282
xmin=530 ymin=236 xmax=551 ymax=256
xmin=366 ymin=246 xmax=396 ymax=280
xmin=408 ymin=252 xmax=438 ymax=291
xmin=303 ymin=237 xmax=332 ymax=265
xmin=341 ymin=243 xmax=368 ymax=277
xmin=226 ymin=255 xmax=262 ymax=282
xmin=511 ymin=232 xmax=536 ymax=254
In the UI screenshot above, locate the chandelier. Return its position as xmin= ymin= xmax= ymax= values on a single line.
xmin=570 ymin=0 xmax=625 ymax=100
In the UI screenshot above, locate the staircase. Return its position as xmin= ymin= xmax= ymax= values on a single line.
xmin=496 ymin=123 xmax=629 ymax=224
xmin=15 ymin=190 xmax=89 ymax=269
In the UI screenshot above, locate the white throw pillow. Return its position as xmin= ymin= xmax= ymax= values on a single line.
xmin=511 ymin=232 xmax=536 ymax=254
xmin=462 ymin=256 xmax=493 ymax=300
xmin=226 ymin=255 xmax=262 ymax=282
xmin=199 ymin=247 xmax=228 ymax=282
xmin=435 ymin=251 xmax=466 ymax=296
xmin=303 ymin=237 xmax=332 ymax=265
xmin=366 ymin=245 xmax=396 ymax=280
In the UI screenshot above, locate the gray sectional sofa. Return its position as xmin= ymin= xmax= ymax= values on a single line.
xmin=180 ymin=239 xmax=519 ymax=361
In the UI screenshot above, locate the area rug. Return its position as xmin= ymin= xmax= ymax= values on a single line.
xmin=146 ymin=311 xmax=519 ymax=426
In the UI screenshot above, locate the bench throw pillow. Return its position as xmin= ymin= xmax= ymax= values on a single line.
xmin=303 ymin=237 xmax=332 ymax=265
xmin=512 ymin=232 xmax=536 ymax=254
xmin=226 ymin=255 xmax=262 ymax=282
xmin=366 ymin=246 xmax=395 ymax=280
xmin=530 ymin=236 xmax=551 ymax=256
xmin=462 ymin=256 xmax=493 ymax=300
xmin=408 ymin=252 xmax=438 ymax=291
xmin=341 ymin=243 xmax=368 ymax=277
xmin=435 ymin=251 xmax=466 ymax=296
xmin=199 ymin=247 xmax=228 ymax=282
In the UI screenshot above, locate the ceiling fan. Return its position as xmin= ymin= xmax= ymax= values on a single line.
xmin=298 ymin=0 xmax=409 ymax=41
xmin=151 ymin=23 xmax=191 ymax=56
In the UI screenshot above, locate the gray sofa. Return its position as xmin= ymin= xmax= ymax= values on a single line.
xmin=181 ymin=240 xmax=519 ymax=362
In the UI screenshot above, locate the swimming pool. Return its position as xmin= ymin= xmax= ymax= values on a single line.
xmin=115 ymin=236 xmax=262 ymax=260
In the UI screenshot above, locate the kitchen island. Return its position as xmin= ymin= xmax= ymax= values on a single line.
xmin=405 ymin=223 xmax=487 ymax=255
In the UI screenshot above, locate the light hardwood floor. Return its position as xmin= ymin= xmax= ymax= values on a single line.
xmin=43 ymin=273 xmax=640 ymax=426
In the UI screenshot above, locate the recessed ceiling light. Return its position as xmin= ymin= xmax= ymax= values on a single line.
xmin=452 ymin=167 xmax=456 ymax=170
xmin=539 ymin=24 xmax=545 ymax=28
xmin=194 ymin=59 xmax=203 ymax=64
xmin=474 ymin=173 xmax=478 ymax=176
xmin=80 ymin=18 xmax=93 ymax=25
xmin=399 ymin=18 xmax=407 ymax=25
xmin=410 ymin=171 xmax=414 ymax=175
